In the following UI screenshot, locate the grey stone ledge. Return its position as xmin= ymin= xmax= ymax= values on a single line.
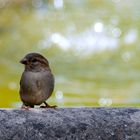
xmin=0 ymin=108 xmax=140 ymax=140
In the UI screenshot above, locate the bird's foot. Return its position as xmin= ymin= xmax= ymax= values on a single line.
xmin=21 ymin=104 xmax=30 ymax=110
xmin=40 ymin=104 xmax=57 ymax=109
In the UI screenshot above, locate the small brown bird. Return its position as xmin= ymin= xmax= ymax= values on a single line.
xmin=19 ymin=52 xmax=56 ymax=109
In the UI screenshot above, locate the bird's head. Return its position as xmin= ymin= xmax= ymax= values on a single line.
xmin=20 ymin=53 xmax=50 ymax=71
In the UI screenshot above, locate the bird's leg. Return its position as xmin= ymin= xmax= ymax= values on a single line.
xmin=40 ymin=102 xmax=57 ymax=108
xmin=21 ymin=103 xmax=34 ymax=110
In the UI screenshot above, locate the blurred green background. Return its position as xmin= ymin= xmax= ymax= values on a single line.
xmin=0 ymin=0 xmax=140 ymax=108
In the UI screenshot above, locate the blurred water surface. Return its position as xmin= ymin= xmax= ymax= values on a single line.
xmin=0 ymin=0 xmax=140 ymax=107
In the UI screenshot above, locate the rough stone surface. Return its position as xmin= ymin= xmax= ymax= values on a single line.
xmin=0 ymin=108 xmax=140 ymax=140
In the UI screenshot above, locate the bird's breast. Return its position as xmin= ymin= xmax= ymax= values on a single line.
xmin=20 ymin=70 xmax=54 ymax=105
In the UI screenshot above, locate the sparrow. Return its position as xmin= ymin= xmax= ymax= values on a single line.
xmin=19 ymin=52 xmax=56 ymax=109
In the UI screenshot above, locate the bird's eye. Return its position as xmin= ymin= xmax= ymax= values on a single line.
xmin=32 ymin=58 xmax=38 ymax=63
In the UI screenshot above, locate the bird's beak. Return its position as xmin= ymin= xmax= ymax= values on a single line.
xmin=20 ymin=58 xmax=27 ymax=65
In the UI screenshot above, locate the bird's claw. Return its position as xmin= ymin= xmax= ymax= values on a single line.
xmin=40 ymin=105 xmax=57 ymax=109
